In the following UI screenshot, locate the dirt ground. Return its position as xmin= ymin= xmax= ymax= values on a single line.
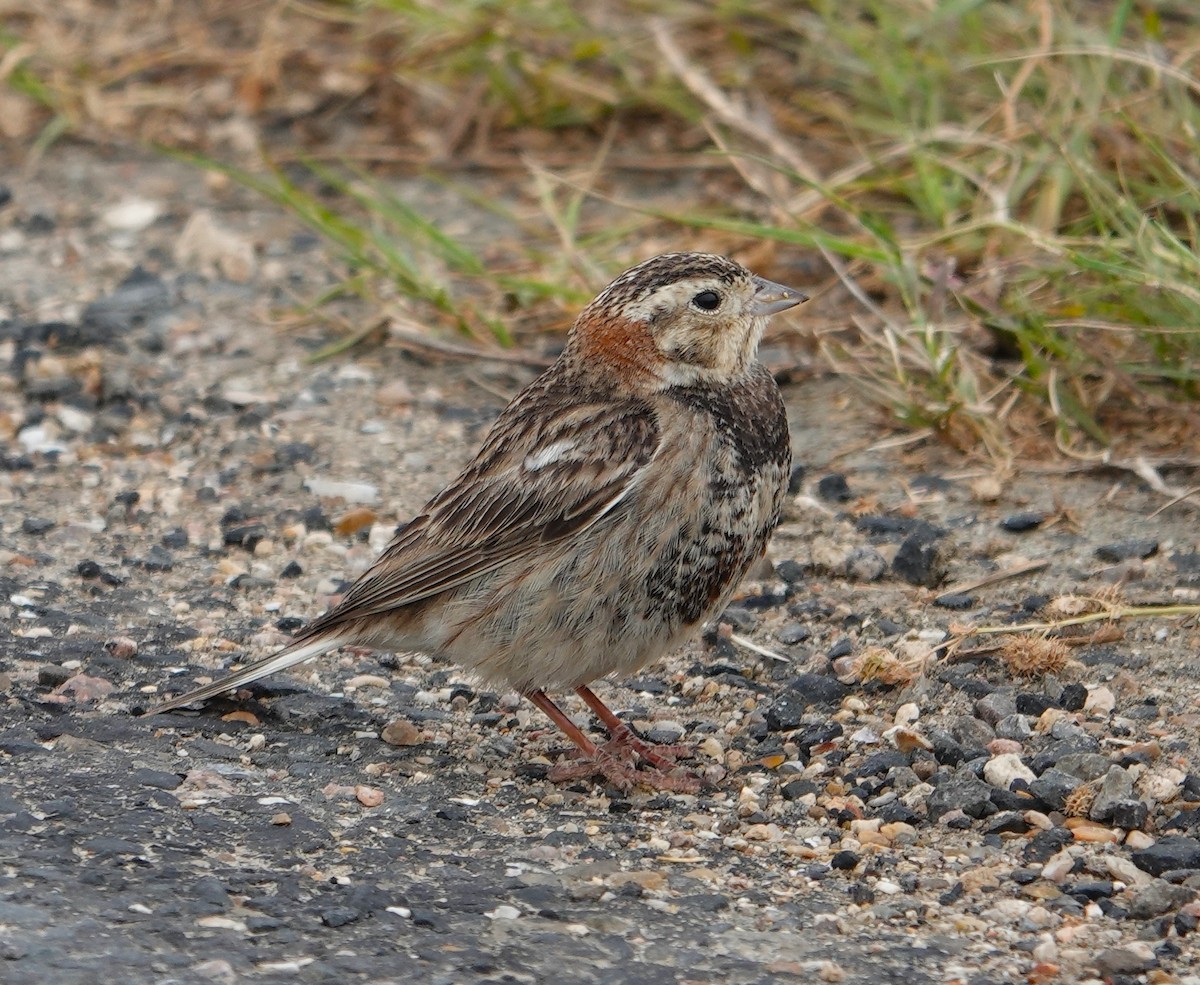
xmin=1 ymin=146 xmax=1199 ymax=985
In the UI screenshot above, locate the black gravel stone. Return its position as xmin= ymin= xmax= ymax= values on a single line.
xmin=76 ymin=559 xmax=102 ymax=578
xmin=927 ymin=728 xmax=965 ymax=767
xmin=1131 ymin=836 xmax=1200 ymax=876
xmin=140 ymin=545 xmax=174 ymax=571
xmin=816 ymin=473 xmax=852 ymax=502
xmin=275 ymin=442 xmax=317 ymax=467
xmin=927 ymin=769 xmax=993 ymax=820
xmin=193 ymin=876 xmax=230 ymax=909
xmin=1095 ymin=538 xmax=1159 ymax=562
xmin=1068 ymin=881 xmax=1115 ymax=901
xmin=1030 ymin=735 xmax=1101 ymax=773
xmin=1000 ymin=511 xmax=1045 ymax=532
xmin=1024 ymin=827 xmax=1072 ymax=863
xmin=830 ymin=850 xmax=859 ymax=870
xmin=21 ymin=516 xmax=55 ymax=535
xmin=892 ymin=527 xmax=949 ymax=587
xmin=1059 ymin=684 xmax=1089 ymax=714
xmin=131 ymin=768 xmax=183 ymax=790
xmin=875 ymin=801 xmax=920 ymax=824
xmin=0 ymin=183 xmax=10 ymax=208
xmin=984 ymin=811 xmax=1030 ymax=835
xmin=161 ymin=527 xmax=189 ymax=549
xmin=1028 ymin=768 xmax=1082 ymax=811
xmin=854 ymin=515 xmax=916 ymax=537
xmin=764 ymin=674 xmax=850 ymax=732
xmin=875 ymin=617 xmax=906 ymax=636
xmin=781 ymin=778 xmax=819 ymax=801
xmin=774 ymin=559 xmax=806 ymax=584
xmin=1015 ymin=692 xmax=1055 ymax=717
xmin=224 ymin=523 xmax=268 ymax=550
xmin=279 ymin=560 xmax=303 ymax=579
xmin=777 ymin=623 xmax=811 ymax=645
xmin=934 ymin=592 xmax=974 ymax=609
xmin=793 ymin=722 xmax=844 ymax=757
xmin=854 ymin=750 xmax=909 ymax=778
xmin=1111 ymin=800 xmax=1150 ymax=831
xmin=301 ymin=504 xmax=332 ymax=532
xmin=321 ymin=906 xmax=362 ymax=927
xmin=827 ymin=638 xmax=853 ymax=659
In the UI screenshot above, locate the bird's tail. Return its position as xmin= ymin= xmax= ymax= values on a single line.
xmin=143 ymin=632 xmax=350 ymax=715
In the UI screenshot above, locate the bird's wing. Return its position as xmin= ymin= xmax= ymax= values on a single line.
xmin=146 ymin=395 xmax=661 ymax=716
xmin=308 ymin=394 xmax=661 ymax=626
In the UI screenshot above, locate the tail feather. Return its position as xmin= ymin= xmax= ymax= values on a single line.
xmin=144 ymin=633 xmax=349 ymax=715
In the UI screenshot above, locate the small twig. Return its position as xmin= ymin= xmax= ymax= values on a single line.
xmin=305 ymin=317 xmax=389 ymax=363
xmin=651 ymin=20 xmax=821 ymax=185
xmin=936 ymin=559 xmax=1050 ymax=600
xmin=729 ymin=633 xmax=791 ymax=663
xmin=1148 ymin=484 xmax=1200 ymax=518
xmin=388 ymin=327 xmax=553 ymax=369
xmin=970 ymin=604 xmax=1200 ymax=636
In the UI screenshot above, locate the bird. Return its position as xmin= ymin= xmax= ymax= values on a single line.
xmin=147 ymin=252 xmax=807 ymax=791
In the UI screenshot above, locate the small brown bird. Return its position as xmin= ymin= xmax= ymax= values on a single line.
xmin=149 ymin=253 xmax=806 ymax=790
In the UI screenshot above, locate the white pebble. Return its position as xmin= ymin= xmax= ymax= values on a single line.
xmin=103 ymin=197 xmax=162 ymax=231
xmin=304 ymin=477 xmax=379 ymax=504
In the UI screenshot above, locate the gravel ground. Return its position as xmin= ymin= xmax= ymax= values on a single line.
xmin=2 ymin=147 xmax=1199 ymax=985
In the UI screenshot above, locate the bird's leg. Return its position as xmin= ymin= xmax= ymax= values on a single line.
xmin=525 ymin=691 xmax=696 ymax=791
xmin=524 ymin=688 xmax=599 ymax=758
xmin=573 ymin=685 xmax=693 ymax=771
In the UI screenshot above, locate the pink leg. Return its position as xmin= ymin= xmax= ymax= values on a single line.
xmin=574 ymin=685 xmax=692 ymax=771
xmin=524 ymin=688 xmax=702 ymax=793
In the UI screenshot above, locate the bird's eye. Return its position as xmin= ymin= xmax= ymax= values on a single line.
xmin=691 ymin=290 xmax=722 ymax=311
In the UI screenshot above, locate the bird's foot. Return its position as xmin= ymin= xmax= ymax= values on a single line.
xmin=546 ymin=738 xmax=705 ymax=794
xmin=599 ymin=722 xmax=693 ymax=772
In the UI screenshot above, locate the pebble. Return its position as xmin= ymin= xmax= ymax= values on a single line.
xmin=1094 ymin=539 xmax=1159 ymax=562
xmin=763 ymin=674 xmax=850 ymax=731
xmin=1131 ymin=835 xmax=1200 ymax=876
xmin=354 ymin=786 xmax=384 ymax=808
xmin=892 ymin=529 xmax=949 ymax=587
xmin=844 ymin=547 xmax=886 ymax=582
xmin=1083 ymin=686 xmax=1115 ymax=715
xmin=1000 ymin=511 xmax=1045 ymax=532
xmin=927 ymin=770 xmax=993 ymax=820
xmin=777 ymin=622 xmax=811 ymax=645
xmin=102 ymin=197 xmax=162 ymax=231
xmin=1093 ymin=943 xmax=1157 ymax=975
xmin=816 ymin=473 xmax=852 ymax=502
xmin=1126 ymin=880 xmax=1194 ymax=919
xmin=1088 ymin=766 xmax=1134 ymax=822
xmin=304 ymin=477 xmax=379 ymax=504
xmin=984 ymin=753 xmax=1036 ymax=789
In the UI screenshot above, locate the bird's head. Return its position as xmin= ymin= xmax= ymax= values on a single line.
xmin=569 ymin=252 xmax=807 ymax=388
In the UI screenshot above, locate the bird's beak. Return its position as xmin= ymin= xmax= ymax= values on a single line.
xmin=751 ymin=276 xmax=808 ymax=316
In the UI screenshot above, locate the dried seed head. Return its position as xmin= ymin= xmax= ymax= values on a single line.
xmin=999 ymin=634 xmax=1072 ymax=677
xmin=1063 ymin=780 xmax=1098 ymax=818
